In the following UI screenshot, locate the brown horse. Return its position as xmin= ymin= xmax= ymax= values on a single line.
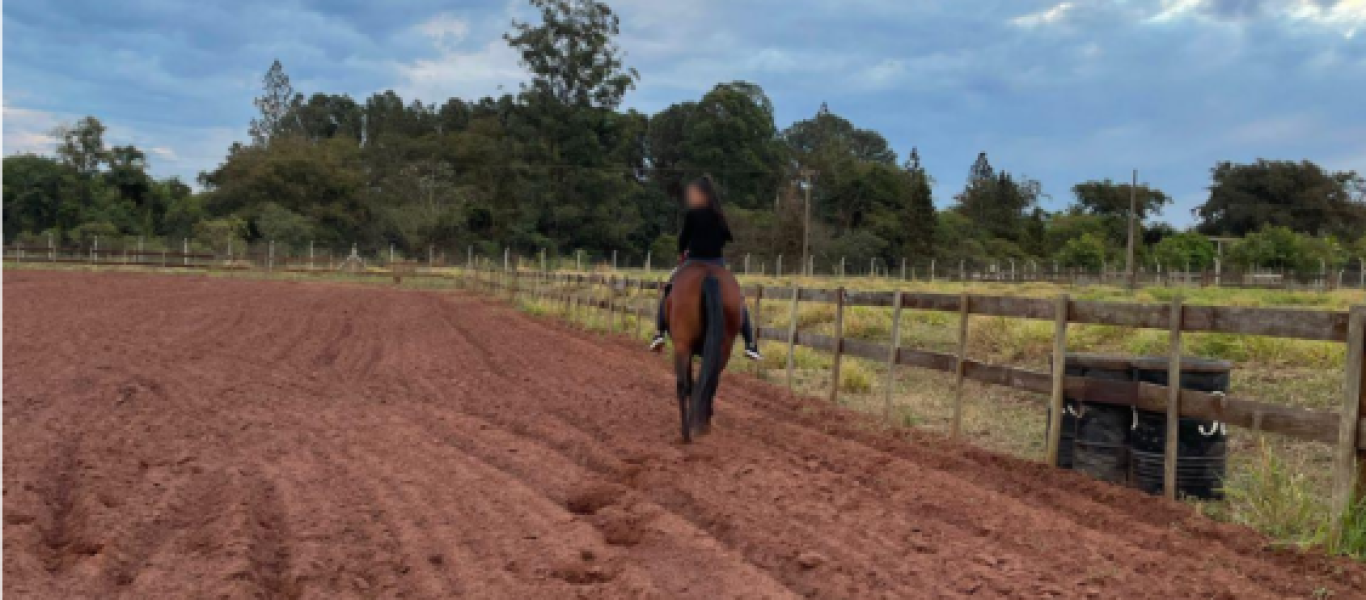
xmin=665 ymin=262 xmax=744 ymax=442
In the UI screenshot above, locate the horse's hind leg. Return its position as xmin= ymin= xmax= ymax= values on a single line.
xmin=674 ymin=350 xmax=693 ymax=443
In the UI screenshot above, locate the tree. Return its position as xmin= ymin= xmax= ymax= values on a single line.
xmin=1071 ymin=180 xmax=1171 ymax=220
xmin=1151 ymin=232 xmax=1216 ymax=271
xmin=901 ymin=148 xmax=936 ymax=259
xmin=2 ymin=155 xmax=81 ymax=240
xmin=953 ymin=153 xmax=1042 ymax=243
xmin=646 ymin=82 xmax=785 ymax=209
xmin=1055 ymin=232 xmax=1109 ymax=270
xmin=53 ymin=116 xmax=107 ymax=175
xmin=200 ymin=136 xmax=368 ymax=244
xmin=781 ymin=104 xmax=897 ymax=237
xmin=1225 ymin=225 xmax=1344 ymax=273
xmin=1070 ymin=179 xmax=1171 ymax=247
xmin=505 ymin=0 xmax=638 ymax=110
xmin=1195 ymin=159 xmax=1366 ymax=239
xmin=249 ymin=60 xmax=302 ymax=145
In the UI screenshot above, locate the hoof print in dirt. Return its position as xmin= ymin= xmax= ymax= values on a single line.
xmin=796 ymin=551 xmax=827 ymax=570
xmin=551 ymin=562 xmax=616 ymax=586
xmin=564 ymin=483 xmax=625 ymax=516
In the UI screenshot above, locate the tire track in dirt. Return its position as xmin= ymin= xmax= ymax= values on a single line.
xmin=5 ymin=270 xmax=1364 ymax=599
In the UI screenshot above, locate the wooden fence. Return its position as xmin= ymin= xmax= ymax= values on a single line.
xmin=467 ymin=267 xmax=1366 ymax=549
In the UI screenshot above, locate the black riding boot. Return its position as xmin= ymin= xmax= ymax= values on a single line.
xmin=741 ymin=307 xmax=762 ymax=359
xmin=649 ymin=284 xmax=671 ymax=351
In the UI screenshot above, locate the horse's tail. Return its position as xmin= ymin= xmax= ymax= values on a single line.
xmin=692 ymin=275 xmax=725 ymax=431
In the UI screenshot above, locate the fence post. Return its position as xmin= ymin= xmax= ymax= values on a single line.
xmin=269 ymin=240 xmax=275 ymax=272
xmin=901 ymin=258 xmax=907 ymax=281
xmin=645 ymin=251 xmax=652 ymax=274
xmin=50 ymin=232 xmax=56 ymax=262
xmin=635 ymin=278 xmax=646 ymax=340
xmin=828 ymin=287 xmax=846 ymax=404
xmin=1165 ymin=296 xmax=1185 ymax=500
xmin=92 ymin=236 xmax=99 ymax=264
xmin=930 ymin=259 xmax=936 ymax=282
xmin=183 ymin=238 xmax=189 ymax=266
xmin=1046 ymin=295 xmax=1069 ymax=466
xmin=952 ymin=292 xmax=970 ymax=438
xmin=883 ymin=291 xmax=904 ymax=421
xmin=745 ymin=254 xmax=750 ymax=276
xmin=776 ymin=255 xmax=783 ymax=277
xmin=606 ymin=276 xmax=616 ymax=333
xmin=1331 ymin=306 xmax=1366 ymax=549
xmin=785 ymin=284 xmax=801 ymax=391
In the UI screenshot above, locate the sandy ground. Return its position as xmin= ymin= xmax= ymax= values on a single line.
xmin=4 ymin=270 xmax=1364 ymax=599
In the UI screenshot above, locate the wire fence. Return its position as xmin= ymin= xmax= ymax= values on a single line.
xmin=5 ymin=236 xmax=1361 ymax=291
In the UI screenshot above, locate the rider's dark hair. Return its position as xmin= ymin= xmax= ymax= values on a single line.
xmin=688 ymin=175 xmax=731 ymax=233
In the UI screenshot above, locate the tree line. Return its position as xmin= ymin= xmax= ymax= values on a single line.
xmin=5 ymin=0 xmax=1365 ymax=274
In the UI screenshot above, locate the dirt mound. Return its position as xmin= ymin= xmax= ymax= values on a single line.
xmin=5 ymin=270 xmax=1363 ymax=598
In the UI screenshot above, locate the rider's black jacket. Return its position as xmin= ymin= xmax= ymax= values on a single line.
xmin=677 ymin=208 xmax=733 ymax=260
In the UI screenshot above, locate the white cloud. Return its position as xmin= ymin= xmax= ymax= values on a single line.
xmin=392 ymin=11 xmax=526 ymax=102
xmin=147 ymin=146 xmax=179 ymax=162
xmin=1149 ymin=0 xmax=1206 ymax=24
xmin=417 ymin=13 xmax=472 ymax=52
xmin=3 ymin=106 xmax=62 ymax=155
xmin=1011 ymin=2 xmax=1075 ymax=28
xmin=1287 ymin=0 xmax=1366 ymax=37
xmin=860 ymin=59 xmax=906 ymax=89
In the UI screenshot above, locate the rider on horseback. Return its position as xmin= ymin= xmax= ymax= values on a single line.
xmin=649 ymin=176 xmax=762 ymax=361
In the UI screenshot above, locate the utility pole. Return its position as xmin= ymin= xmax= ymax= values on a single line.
xmin=1126 ymin=169 xmax=1138 ymax=291
xmin=800 ymin=168 xmax=815 ymax=276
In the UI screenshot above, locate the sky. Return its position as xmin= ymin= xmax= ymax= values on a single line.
xmin=4 ymin=0 xmax=1366 ymax=226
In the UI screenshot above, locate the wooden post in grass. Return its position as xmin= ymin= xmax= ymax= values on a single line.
xmin=952 ymin=292 xmax=971 ymax=438
xmin=1331 ymin=306 xmax=1366 ymax=549
xmin=607 ymin=276 xmax=616 ymax=334
xmin=1046 ymin=295 xmax=1069 ymax=466
xmin=828 ymin=288 xmax=846 ymax=404
xmin=785 ymin=284 xmax=801 ymax=391
xmin=635 ymin=278 xmax=646 ymax=340
xmin=1165 ymin=296 xmax=1185 ymax=500
xmin=883 ymin=291 xmax=904 ymax=421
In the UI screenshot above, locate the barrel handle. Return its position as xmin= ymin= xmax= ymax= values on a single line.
xmin=1198 ymin=421 xmax=1226 ymax=436
xmin=1200 ymin=391 xmax=1227 ymax=436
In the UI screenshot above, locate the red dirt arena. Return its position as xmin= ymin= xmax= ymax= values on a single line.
xmin=4 ymin=270 xmax=1364 ymax=599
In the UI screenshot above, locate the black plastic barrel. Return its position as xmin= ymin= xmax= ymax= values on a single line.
xmin=1129 ymin=357 xmax=1231 ymax=499
xmin=1051 ymin=354 xmax=1133 ymax=484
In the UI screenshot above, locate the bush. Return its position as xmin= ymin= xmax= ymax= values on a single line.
xmin=838 ymin=360 xmax=874 ymax=394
